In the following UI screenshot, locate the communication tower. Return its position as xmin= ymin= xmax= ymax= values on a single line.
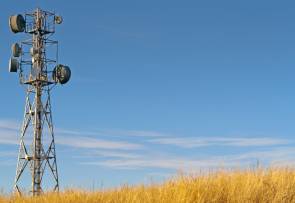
xmin=9 ymin=8 xmax=71 ymax=196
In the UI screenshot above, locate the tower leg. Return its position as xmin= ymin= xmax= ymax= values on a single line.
xmin=14 ymin=86 xmax=59 ymax=195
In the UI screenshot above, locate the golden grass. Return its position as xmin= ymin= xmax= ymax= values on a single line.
xmin=2 ymin=168 xmax=295 ymax=203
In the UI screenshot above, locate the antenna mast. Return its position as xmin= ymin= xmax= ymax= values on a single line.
xmin=9 ymin=8 xmax=71 ymax=196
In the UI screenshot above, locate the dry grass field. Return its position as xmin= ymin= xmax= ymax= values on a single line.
xmin=2 ymin=168 xmax=295 ymax=203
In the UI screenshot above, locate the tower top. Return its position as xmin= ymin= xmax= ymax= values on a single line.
xmin=8 ymin=8 xmax=71 ymax=86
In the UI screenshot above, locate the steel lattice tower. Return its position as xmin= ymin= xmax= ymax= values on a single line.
xmin=9 ymin=8 xmax=71 ymax=196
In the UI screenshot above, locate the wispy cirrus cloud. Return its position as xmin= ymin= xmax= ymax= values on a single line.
xmin=78 ymin=150 xmax=142 ymax=159
xmin=83 ymin=155 xmax=248 ymax=171
xmin=83 ymin=147 xmax=295 ymax=171
xmin=0 ymin=150 xmax=17 ymax=166
xmin=0 ymin=119 xmax=143 ymax=150
xmin=149 ymin=137 xmax=289 ymax=148
xmin=0 ymin=119 xmax=20 ymax=131
xmin=103 ymin=130 xmax=168 ymax=138
xmin=0 ymin=151 xmax=16 ymax=157
xmin=1 ymin=118 xmax=294 ymax=172
xmin=0 ymin=129 xmax=18 ymax=145
xmin=57 ymin=128 xmax=168 ymax=138
xmin=56 ymin=136 xmax=142 ymax=150
xmin=0 ymin=118 xmax=290 ymax=151
xmin=0 ymin=119 xmax=19 ymax=145
xmin=0 ymin=119 xmax=290 ymax=151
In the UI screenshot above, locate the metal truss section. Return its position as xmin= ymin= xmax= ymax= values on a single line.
xmin=14 ymin=85 xmax=59 ymax=195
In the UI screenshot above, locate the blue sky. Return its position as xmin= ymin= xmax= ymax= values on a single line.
xmin=1 ymin=0 xmax=295 ymax=192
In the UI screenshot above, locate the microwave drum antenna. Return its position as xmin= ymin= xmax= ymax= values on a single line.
xmin=9 ymin=15 xmax=25 ymax=33
xmin=11 ymin=43 xmax=22 ymax=57
xmin=9 ymin=58 xmax=19 ymax=72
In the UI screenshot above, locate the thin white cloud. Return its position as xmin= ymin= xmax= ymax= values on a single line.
xmin=0 ymin=119 xmax=20 ymax=131
xmin=94 ymin=150 xmax=142 ymax=159
xmin=56 ymin=128 xmax=168 ymax=138
xmin=0 ymin=118 xmax=293 ymax=171
xmin=0 ymin=159 xmax=15 ymax=166
xmin=56 ymin=136 xmax=142 ymax=150
xmin=55 ymin=128 xmax=102 ymax=137
xmin=230 ymin=147 xmax=295 ymax=165
xmin=104 ymin=130 xmax=168 ymax=138
xmin=0 ymin=119 xmax=143 ymax=150
xmin=233 ymin=147 xmax=295 ymax=160
xmin=149 ymin=137 xmax=289 ymax=148
xmin=83 ymin=156 xmax=245 ymax=171
xmin=0 ymin=129 xmax=18 ymax=145
xmin=77 ymin=150 xmax=142 ymax=159
xmin=83 ymin=147 xmax=295 ymax=171
xmin=0 ymin=151 xmax=16 ymax=157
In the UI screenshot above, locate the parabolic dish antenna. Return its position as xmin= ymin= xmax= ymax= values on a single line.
xmin=53 ymin=64 xmax=71 ymax=84
xmin=11 ymin=43 xmax=21 ymax=57
xmin=9 ymin=14 xmax=25 ymax=33
xmin=9 ymin=58 xmax=19 ymax=72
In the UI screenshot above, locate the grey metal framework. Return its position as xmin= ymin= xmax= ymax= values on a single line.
xmin=11 ymin=8 xmax=68 ymax=196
